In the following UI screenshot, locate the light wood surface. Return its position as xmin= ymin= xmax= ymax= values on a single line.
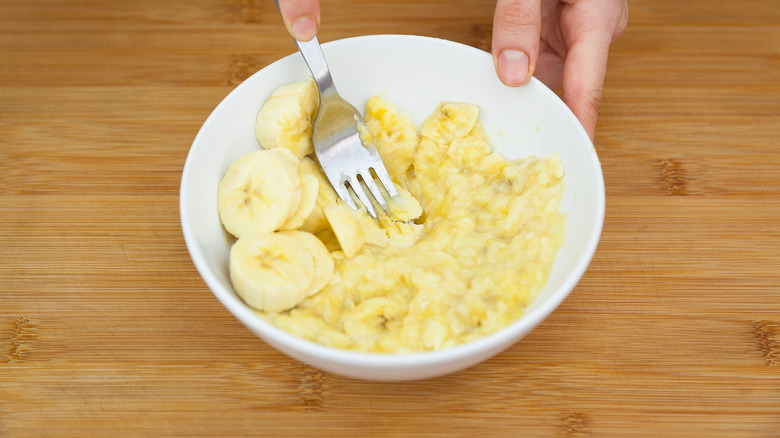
xmin=2 ymin=0 xmax=779 ymax=436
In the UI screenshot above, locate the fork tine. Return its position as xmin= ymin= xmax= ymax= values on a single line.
xmin=331 ymin=177 xmax=358 ymax=211
xmin=371 ymin=163 xmax=398 ymax=197
xmin=359 ymin=169 xmax=387 ymax=209
xmin=346 ymin=174 xmax=378 ymax=218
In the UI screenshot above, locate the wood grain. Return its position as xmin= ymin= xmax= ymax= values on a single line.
xmin=1 ymin=0 xmax=779 ymax=436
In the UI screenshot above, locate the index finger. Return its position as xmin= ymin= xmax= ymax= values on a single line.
xmin=560 ymin=1 xmax=627 ymax=141
xmin=560 ymin=34 xmax=612 ymax=141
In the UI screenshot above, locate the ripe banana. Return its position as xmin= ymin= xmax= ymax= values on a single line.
xmin=342 ymin=297 xmax=404 ymax=343
xmin=365 ymin=95 xmax=420 ymax=180
xmin=298 ymin=156 xmax=339 ymax=234
xmin=229 ymin=231 xmax=315 ymax=312
xmin=255 ymin=78 xmax=319 ymax=159
xmin=385 ymin=183 xmax=423 ymax=223
xmin=229 ymin=230 xmax=334 ymax=313
xmin=280 ymin=171 xmax=318 ymax=230
xmin=323 ymin=203 xmax=365 ymax=258
xmin=345 ymin=182 xmax=425 ymax=248
xmin=421 ymin=102 xmax=480 ymax=145
xmin=280 ymin=230 xmax=335 ymax=298
xmin=217 ymin=148 xmax=302 ymax=238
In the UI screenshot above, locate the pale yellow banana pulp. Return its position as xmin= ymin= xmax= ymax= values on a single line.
xmin=222 ymin=81 xmax=566 ymax=353
xmin=255 ymin=79 xmax=318 ymax=159
xmin=217 ymin=148 xmax=302 ymax=238
xmin=323 ymin=203 xmax=365 ymax=258
xmin=229 ymin=232 xmax=316 ymax=313
xmin=298 ymin=156 xmax=339 ymax=234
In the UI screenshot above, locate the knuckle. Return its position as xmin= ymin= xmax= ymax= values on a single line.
xmin=495 ymin=1 xmax=539 ymax=30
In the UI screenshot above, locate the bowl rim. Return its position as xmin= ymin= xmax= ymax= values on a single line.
xmin=180 ymin=34 xmax=605 ymax=370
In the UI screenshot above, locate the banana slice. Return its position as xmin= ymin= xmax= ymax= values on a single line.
xmin=328 ymin=180 xmax=424 ymax=248
xmin=349 ymin=210 xmax=425 ymax=249
xmin=217 ymin=149 xmax=302 ymax=238
xmin=421 ymin=102 xmax=480 ymax=145
xmin=255 ymin=79 xmax=319 ymax=159
xmin=268 ymin=146 xmax=300 ymax=166
xmin=280 ymin=171 xmax=319 ymax=230
xmin=385 ymin=183 xmax=423 ymax=222
xmin=299 ymin=157 xmax=339 ymax=234
xmin=278 ymin=230 xmax=334 ymax=297
xmin=323 ymin=203 xmax=365 ymax=257
xmin=343 ymin=297 xmax=404 ymax=343
xmin=351 ymin=210 xmax=390 ymax=248
xmin=229 ymin=232 xmax=315 ymax=313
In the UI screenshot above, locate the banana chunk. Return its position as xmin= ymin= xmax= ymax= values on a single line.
xmin=351 ymin=204 xmax=425 ymax=249
xmin=365 ymin=95 xmax=420 ymax=180
xmin=229 ymin=232 xmax=315 ymax=312
xmin=279 ymin=230 xmax=335 ymax=298
xmin=421 ymin=102 xmax=480 ymax=145
xmin=281 ymin=172 xmax=319 ymax=230
xmin=343 ymin=297 xmax=404 ymax=343
xmin=255 ymin=78 xmax=319 ymax=159
xmin=323 ymin=203 xmax=365 ymax=258
xmin=217 ymin=149 xmax=302 ymax=238
xmin=385 ymin=183 xmax=423 ymax=223
xmin=298 ymin=156 xmax=339 ymax=234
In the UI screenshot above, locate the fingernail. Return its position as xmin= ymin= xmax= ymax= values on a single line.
xmin=291 ymin=17 xmax=317 ymax=41
xmin=498 ymin=50 xmax=530 ymax=86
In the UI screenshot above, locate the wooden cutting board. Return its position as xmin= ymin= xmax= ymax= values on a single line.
xmin=1 ymin=0 xmax=778 ymax=436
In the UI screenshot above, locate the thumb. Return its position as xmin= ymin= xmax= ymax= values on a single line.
xmin=491 ymin=0 xmax=542 ymax=86
xmin=276 ymin=0 xmax=320 ymax=41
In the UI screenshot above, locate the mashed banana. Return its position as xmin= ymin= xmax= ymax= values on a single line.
xmin=222 ymin=80 xmax=565 ymax=353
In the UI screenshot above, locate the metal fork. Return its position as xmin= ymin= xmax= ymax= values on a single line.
xmin=293 ymin=36 xmax=398 ymax=218
xmin=270 ymin=22 xmax=396 ymax=218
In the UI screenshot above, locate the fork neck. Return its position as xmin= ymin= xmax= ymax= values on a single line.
xmin=295 ymin=37 xmax=338 ymax=100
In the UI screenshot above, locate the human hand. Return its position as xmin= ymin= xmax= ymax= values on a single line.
xmin=492 ymin=0 xmax=628 ymax=140
xmin=275 ymin=0 xmax=321 ymax=42
xmin=275 ymin=0 xmax=627 ymax=140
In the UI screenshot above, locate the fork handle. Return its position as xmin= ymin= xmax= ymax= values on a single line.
xmin=295 ymin=37 xmax=337 ymax=100
xmin=272 ymin=0 xmax=336 ymax=99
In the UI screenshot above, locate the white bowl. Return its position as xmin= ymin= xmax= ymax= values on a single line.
xmin=180 ymin=35 xmax=604 ymax=381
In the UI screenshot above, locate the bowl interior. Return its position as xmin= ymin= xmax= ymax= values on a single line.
xmin=181 ymin=35 xmax=604 ymax=373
